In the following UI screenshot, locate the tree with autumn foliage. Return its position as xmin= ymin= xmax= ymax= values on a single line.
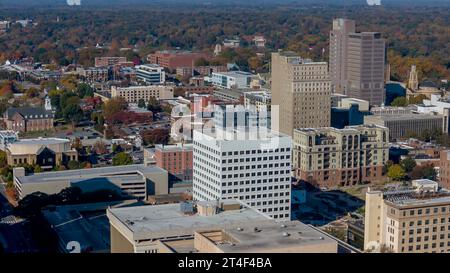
xmin=0 ymin=81 xmax=14 ymax=98
xmin=102 ymin=97 xmax=128 ymax=121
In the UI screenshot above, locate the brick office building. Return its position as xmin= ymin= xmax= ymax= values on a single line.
xmin=147 ymin=50 xmax=208 ymax=71
xmin=3 ymin=107 xmax=54 ymax=133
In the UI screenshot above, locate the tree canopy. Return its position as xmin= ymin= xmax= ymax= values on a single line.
xmin=387 ymin=164 xmax=406 ymax=181
xmin=112 ymin=152 xmax=133 ymax=166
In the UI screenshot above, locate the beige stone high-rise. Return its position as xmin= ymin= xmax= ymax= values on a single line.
xmin=364 ymin=180 xmax=450 ymax=253
xmin=330 ymin=18 xmax=356 ymax=94
xmin=330 ymin=19 xmax=386 ymax=106
xmin=271 ymin=51 xmax=331 ymax=136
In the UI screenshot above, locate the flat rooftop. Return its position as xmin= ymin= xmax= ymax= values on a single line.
xmin=213 ymin=71 xmax=253 ymax=77
xmin=42 ymin=200 xmax=141 ymax=253
xmin=154 ymin=50 xmax=195 ymax=54
xmin=380 ymin=180 xmax=450 ymax=207
xmin=370 ymin=113 xmax=443 ymax=121
xmin=154 ymin=143 xmax=193 ymax=152
xmin=16 ymin=164 xmax=166 ymax=185
xmin=202 ymin=221 xmax=336 ymax=252
xmin=107 ymin=201 xmax=270 ymax=241
xmin=384 ymin=190 xmax=450 ymax=207
xmin=137 ymin=64 xmax=163 ymax=68
xmin=8 ymin=137 xmax=69 ymax=146
xmin=244 ymin=90 xmax=271 ymax=100
xmin=295 ymin=124 xmax=386 ymax=134
xmin=195 ymin=128 xmax=290 ymax=142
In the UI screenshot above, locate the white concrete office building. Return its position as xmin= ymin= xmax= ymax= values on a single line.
xmin=135 ymin=64 xmax=165 ymax=84
xmin=192 ymin=128 xmax=292 ymax=221
xmin=210 ymin=71 xmax=253 ymax=89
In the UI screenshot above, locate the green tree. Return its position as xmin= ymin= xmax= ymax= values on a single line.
xmin=76 ymin=83 xmax=94 ymax=98
xmin=33 ymin=165 xmax=42 ymax=173
xmin=0 ymin=150 xmax=7 ymax=168
xmin=138 ymin=98 xmax=146 ymax=109
xmin=67 ymin=160 xmax=80 ymax=170
xmin=391 ymin=96 xmax=408 ymax=107
xmin=62 ymin=104 xmax=83 ymax=125
xmin=400 ymin=157 xmax=416 ymax=173
xmin=147 ymin=96 xmax=162 ymax=112
xmin=422 ymin=166 xmax=437 ymax=180
xmin=419 ymin=129 xmax=432 ymax=142
xmin=387 ymin=164 xmax=406 ymax=181
xmin=112 ymin=152 xmax=133 ymax=166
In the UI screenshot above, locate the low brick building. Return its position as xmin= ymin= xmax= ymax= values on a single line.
xmin=147 ymin=50 xmax=208 ymax=71
xmin=3 ymin=107 xmax=54 ymax=133
xmin=145 ymin=143 xmax=193 ymax=182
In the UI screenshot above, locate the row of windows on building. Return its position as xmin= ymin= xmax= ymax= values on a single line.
xmin=222 ymin=162 xmax=288 ymax=171
xmin=400 ymin=242 xmax=450 ymax=253
xmin=222 ymin=188 xmax=290 ymax=198
xmin=221 ymin=155 xmax=291 ymax=164
xmin=221 ymin=170 xmax=290 ymax=179
xmin=393 ymin=206 xmax=450 ymax=217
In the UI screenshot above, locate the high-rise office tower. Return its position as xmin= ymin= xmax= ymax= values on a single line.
xmin=330 ymin=19 xmax=386 ymax=106
xmin=347 ymin=32 xmax=386 ymax=106
xmin=271 ymin=51 xmax=331 ymax=136
xmin=192 ymin=110 xmax=293 ymax=220
xmin=330 ymin=18 xmax=356 ymax=94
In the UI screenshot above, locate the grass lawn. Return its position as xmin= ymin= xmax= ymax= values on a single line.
xmin=19 ymin=129 xmax=54 ymax=138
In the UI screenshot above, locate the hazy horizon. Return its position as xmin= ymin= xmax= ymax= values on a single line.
xmin=1 ymin=0 xmax=450 ymax=8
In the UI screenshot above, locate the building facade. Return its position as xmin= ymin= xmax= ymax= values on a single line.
xmin=13 ymin=164 xmax=168 ymax=200
xmin=346 ymin=32 xmax=386 ymax=106
xmin=244 ymin=90 xmax=271 ymax=112
xmin=293 ymin=125 xmax=389 ymax=188
xmin=364 ymin=112 xmax=449 ymax=141
xmin=135 ymin=64 xmax=165 ymax=84
xmin=364 ymin=180 xmax=450 ymax=253
xmin=194 ymin=65 xmax=227 ymax=76
xmin=331 ymin=98 xmax=370 ymax=129
xmin=154 ymin=143 xmax=193 ymax=182
xmin=193 ymin=128 xmax=292 ymax=221
xmin=147 ymin=50 xmax=207 ymax=71
xmin=111 ymin=85 xmax=174 ymax=103
xmin=107 ymin=200 xmax=340 ymax=253
xmin=329 ymin=18 xmax=356 ymax=94
xmin=210 ymin=71 xmax=253 ymax=89
xmin=440 ymin=150 xmax=450 ymax=189
xmin=213 ymin=104 xmax=269 ymax=130
xmin=3 ymin=107 xmax=54 ymax=133
xmin=95 ymin=57 xmax=127 ymax=67
xmin=6 ymin=138 xmax=77 ymax=168
xmin=329 ymin=19 xmax=386 ymax=106
xmin=271 ymin=51 xmax=331 ymax=136
xmin=79 ymin=67 xmax=109 ymax=83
